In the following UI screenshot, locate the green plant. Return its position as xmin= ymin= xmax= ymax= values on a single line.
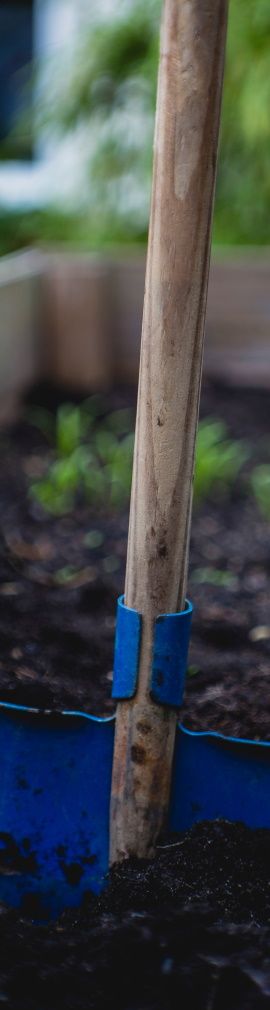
xmin=191 ymin=567 xmax=237 ymax=590
xmin=29 ymin=397 xmax=102 ymax=448
xmin=187 ymin=665 xmax=200 ymax=678
xmin=30 ymin=401 xmax=134 ymax=515
xmin=251 ymin=465 xmax=270 ymax=520
xmin=194 ymin=420 xmax=247 ymax=506
xmin=30 ymin=405 xmax=247 ymax=518
xmin=84 ymin=530 xmax=104 ymax=549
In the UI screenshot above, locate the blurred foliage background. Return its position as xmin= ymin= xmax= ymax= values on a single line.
xmin=0 ymin=0 xmax=269 ymax=255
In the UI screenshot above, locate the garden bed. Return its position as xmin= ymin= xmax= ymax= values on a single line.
xmin=0 ymin=378 xmax=270 ymax=1008
xmin=0 ymin=379 xmax=269 ymax=738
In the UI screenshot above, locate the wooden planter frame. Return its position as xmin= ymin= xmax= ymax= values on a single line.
xmin=0 ymin=247 xmax=270 ymax=423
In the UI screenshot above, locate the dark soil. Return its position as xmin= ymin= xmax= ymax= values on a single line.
xmin=182 ymin=382 xmax=270 ymax=741
xmin=0 ymin=379 xmax=269 ymax=738
xmin=0 ymin=385 xmax=130 ymax=716
xmin=2 ymin=820 xmax=270 ymax=1008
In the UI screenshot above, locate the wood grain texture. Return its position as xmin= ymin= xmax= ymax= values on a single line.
xmin=110 ymin=0 xmax=228 ymax=863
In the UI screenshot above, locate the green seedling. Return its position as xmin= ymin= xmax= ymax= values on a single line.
xmin=56 ymin=404 xmax=86 ymax=457
xmin=30 ymin=401 xmax=134 ymax=515
xmin=191 ymin=567 xmax=238 ymax=590
xmin=187 ymin=665 xmax=200 ymax=678
xmin=54 ymin=565 xmax=79 ymax=585
xmin=251 ymin=464 xmax=270 ymax=521
xmin=53 ymin=565 xmax=96 ymax=588
xmin=194 ymin=419 xmax=247 ymax=506
xmin=30 ymin=407 xmax=247 ymax=518
xmin=84 ymin=530 xmax=104 ymax=549
xmin=28 ymin=396 xmax=103 ymax=451
xmin=31 ymin=451 xmax=87 ymax=515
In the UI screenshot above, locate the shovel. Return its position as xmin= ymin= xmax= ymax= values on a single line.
xmin=1 ymin=0 xmax=265 ymax=921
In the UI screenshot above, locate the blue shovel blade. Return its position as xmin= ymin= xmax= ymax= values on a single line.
xmin=0 ymin=703 xmax=114 ymax=919
xmin=1 ymin=704 xmax=270 ymax=917
xmin=170 ymin=725 xmax=270 ymax=831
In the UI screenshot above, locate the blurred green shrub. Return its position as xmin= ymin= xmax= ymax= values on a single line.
xmin=1 ymin=0 xmax=269 ymax=252
xmin=215 ymin=0 xmax=270 ymax=244
xmin=251 ymin=465 xmax=270 ymax=520
xmin=38 ymin=0 xmax=270 ymax=246
xmin=0 ymin=207 xmax=92 ymax=258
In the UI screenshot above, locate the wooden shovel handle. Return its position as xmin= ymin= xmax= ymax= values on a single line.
xmin=110 ymin=0 xmax=228 ymax=863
